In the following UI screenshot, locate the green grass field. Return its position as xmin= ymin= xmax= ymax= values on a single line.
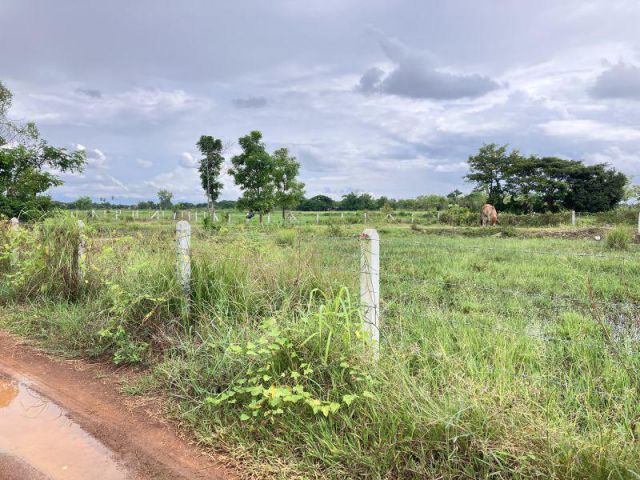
xmin=2 ymin=215 xmax=640 ymax=478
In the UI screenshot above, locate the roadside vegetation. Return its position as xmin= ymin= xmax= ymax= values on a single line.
xmin=2 ymin=214 xmax=640 ymax=479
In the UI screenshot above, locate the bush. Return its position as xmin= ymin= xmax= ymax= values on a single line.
xmin=274 ymin=229 xmax=297 ymax=247
xmin=326 ymin=223 xmax=344 ymax=237
xmin=606 ymin=227 xmax=630 ymax=250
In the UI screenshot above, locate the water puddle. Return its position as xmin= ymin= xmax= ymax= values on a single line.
xmin=0 ymin=375 xmax=129 ymax=479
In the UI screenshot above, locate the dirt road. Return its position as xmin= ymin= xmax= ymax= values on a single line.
xmin=0 ymin=331 xmax=236 ymax=480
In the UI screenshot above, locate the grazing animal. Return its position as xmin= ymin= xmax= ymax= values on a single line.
xmin=246 ymin=211 xmax=255 ymax=219
xmin=480 ymin=204 xmax=498 ymax=227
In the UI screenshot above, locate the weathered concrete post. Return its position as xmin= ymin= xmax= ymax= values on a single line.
xmin=360 ymin=228 xmax=380 ymax=359
xmin=571 ymin=210 xmax=576 ymax=227
xmin=316 ymin=213 xmax=319 ymax=224
xmin=176 ymin=221 xmax=191 ymax=296
xmin=364 ymin=212 xmax=368 ymax=223
xmin=195 ymin=210 xmax=198 ymax=222
xmin=267 ymin=213 xmax=271 ymax=224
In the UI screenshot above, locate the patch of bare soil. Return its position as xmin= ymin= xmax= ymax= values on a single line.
xmin=0 ymin=331 xmax=237 ymax=480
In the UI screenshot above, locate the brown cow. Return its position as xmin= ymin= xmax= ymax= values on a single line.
xmin=480 ymin=204 xmax=498 ymax=226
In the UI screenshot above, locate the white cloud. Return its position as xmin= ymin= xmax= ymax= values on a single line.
xmin=136 ymin=158 xmax=153 ymax=168
xmin=540 ymin=119 xmax=640 ymax=142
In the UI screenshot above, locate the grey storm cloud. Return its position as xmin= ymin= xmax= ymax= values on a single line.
xmin=76 ymin=88 xmax=102 ymax=99
xmin=357 ymin=30 xmax=500 ymax=100
xmin=591 ymin=62 xmax=640 ymax=100
xmin=2 ymin=0 xmax=640 ymax=202
xmin=232 ymin=96 xmax=268 ymax=109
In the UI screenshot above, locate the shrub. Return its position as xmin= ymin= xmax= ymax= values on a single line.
xmin=274 ymin=229 xmax=297 ymax=247
xmin=606 ymin=227 xmax=630 ymax=250
xmin=326 ymin=223 xmax=344 ymax=237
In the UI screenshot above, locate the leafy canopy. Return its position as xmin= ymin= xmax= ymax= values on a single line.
xmin=272 ymin=147 xmax=305 ymax=218
xmin=196 ymin=135 xmax=225 ymax=208
xmin=0 ymin=81 xmax=86 ymax=220
xmin=157 ymin=189 xmax=173 ymax=209
xmin=466 ymin=143 xmax=627 ymax=213
xmin=229 ymin=131 xmax=276 ymax=220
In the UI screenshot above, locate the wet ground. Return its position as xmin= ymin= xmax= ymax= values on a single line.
xmin=0 ymin=330 xmax=233 ymax=480
xmin=0 ymin=375 xmax=130 ymax=480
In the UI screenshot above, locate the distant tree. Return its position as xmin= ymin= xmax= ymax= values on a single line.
xmin=229 ymin=131 xmax=276 ymax=224
xmin=72 ymin=196 xmax=93 ymax=210
xmin=272 ymin=148 xmax=305 ymax=220
xmin=298 ymin=195 xmax=335 ymax=211
xmin=157 ymin=189 xmax=173 ymax=209
xmin=216 ymin=199 xmax=237 ymax=209
xmin=446 ymin=189 xmax=463 ymax=204
xmin=460 ymin=191 xmax=487 ymax=211
xmin=625 ymin=184 xmax=640 ymax=204
xmin=415 ymin=194 xmax=448 ymax=211
xmin=137 ymin=200 xmax=156 ymax=210
xmin=196 ymin=135 xmax=225 ymax=216
xmin=0 ymin=81 xmax=86 ymax=219
xmin=339 ymin=192 xmax=377 ymax=211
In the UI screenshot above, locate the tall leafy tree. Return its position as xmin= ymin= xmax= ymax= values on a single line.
xmin=196 ymin=135 xmax=225 ymax=216
xmin=0 ymin=81 xmax=86 ymax=220
xmin=272 ymin=147 xmax=305 ymax=220
xmin=229 ymin=131 xmax=276 ymax=224
xmin=157 ymin=189 xmax=173 ymax=209
xmin=465 ymin=143 xmax=520 ymax=210
xmin=562 ymin=164 xmax=627 ymax=213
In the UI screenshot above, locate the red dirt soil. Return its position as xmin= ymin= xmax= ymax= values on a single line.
xmin=0 ymin=331 xmax=238 ymax=480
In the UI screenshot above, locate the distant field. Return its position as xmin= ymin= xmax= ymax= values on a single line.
xmin=2 ymin=215 xmax=640 ymax=478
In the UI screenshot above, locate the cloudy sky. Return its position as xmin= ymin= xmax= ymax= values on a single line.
xmin=2 ymin=0 xmax=640 ymax=203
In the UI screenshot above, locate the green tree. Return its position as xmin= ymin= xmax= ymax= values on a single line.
xmin=0 ymin=81 xmax=85 ymax=219
xmin=625 ymin=184 xmax=640 ymax=204
xmin=563 ymin=164 xmax=627 ymax=213
xmin=196 ymin=135 xmax=225 ymax=216
xmin=272 ymin=147 xmax=305 ymax=220
xmin=229 ymin=131 xmax=276 ymax=224
xmin=72 ymin=196 xmax=93 ymax=210
xmin=157 ymin=189 xmax=173 ymax=209
xmin=298 ymin=195 xmax=335 ymax=211
xmin=465 ymin=143 xmax=520 ymax=209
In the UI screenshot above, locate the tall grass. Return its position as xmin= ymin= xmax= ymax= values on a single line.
xmin=1 ymin=220 xmax=640 ymax=478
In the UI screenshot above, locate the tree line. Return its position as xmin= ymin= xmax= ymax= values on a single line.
xmin=466 ymin=144 xmax=627 ymax=213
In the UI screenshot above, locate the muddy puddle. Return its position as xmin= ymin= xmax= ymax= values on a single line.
xmin=0 ymin=375 xmax=129 ymax=480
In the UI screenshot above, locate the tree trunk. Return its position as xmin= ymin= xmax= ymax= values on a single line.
xmin=282 ymin=207 xmax=286 ymax=221
xmin=259 ymin=212 xmax=263 ymax=224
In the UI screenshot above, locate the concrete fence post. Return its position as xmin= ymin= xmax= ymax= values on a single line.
xmin=571 ymin=210 xmax=576 ymax=227
xmin=176 ymin=221 xmax=191 ymax=296
xmin=364 ymin=212 xmax=368 ymax=223
xmin=316 ymin=213 xmax=319 ymax=224
xmin=195 ymin=211 xmax=198 ymax=222
xmin=360 ymin=228 xmax=380 ymax=359
xmin=637 ymin=210 xmax=640 ymax=235
xmin=77 ymin=220 xmax=86 ymax=284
